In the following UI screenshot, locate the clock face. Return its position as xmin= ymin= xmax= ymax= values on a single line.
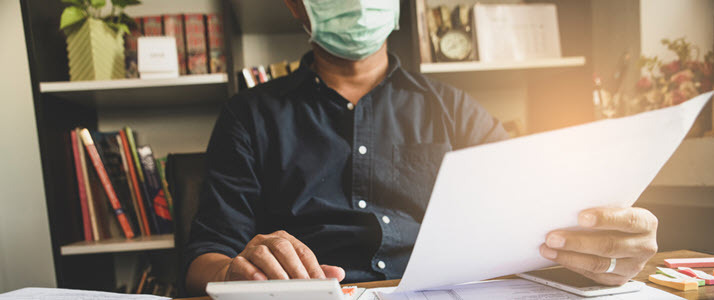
xmin=439 ymin=30 xmax=472 ymax=61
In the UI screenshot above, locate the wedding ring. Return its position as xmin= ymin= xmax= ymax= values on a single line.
xmin=605 ymin=257 xmax=616 ymax=273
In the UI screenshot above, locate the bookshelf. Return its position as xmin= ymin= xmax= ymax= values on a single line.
xmin=419 ymin=57 xmax=587 ymax=73
xmin=39 ymin=74 xmax=228 ymax=108
xmin=61 ymin=234 xmax=175 ymax=256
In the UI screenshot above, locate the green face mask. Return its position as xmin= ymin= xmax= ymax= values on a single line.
xmin=302 ymin=0 xmax=400 ymax=61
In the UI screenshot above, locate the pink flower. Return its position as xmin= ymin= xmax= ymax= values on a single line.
xmin=670 ymin=89 xmax=686 ymax=105
xmin=671 ymin=69 xmax=694 ymax=85
xmin=660 ymin=60 xmax=681 ymax=77
xmin=636 ymin=77 xmax=653 ymax=91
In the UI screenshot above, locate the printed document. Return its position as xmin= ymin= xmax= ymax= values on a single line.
xmin=394 ymin=92 xmax=712 ymax=293
xmin=0 ymin=287 xmax=169 ymax=300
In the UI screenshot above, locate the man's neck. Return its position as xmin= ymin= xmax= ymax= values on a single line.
xmin=312 ymin=43 xmax=390 ymax=104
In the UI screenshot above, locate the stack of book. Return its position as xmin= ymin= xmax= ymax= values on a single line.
xmin=238 ymin=59 xmax=300 ymax=89
xmin=125 ymin=13 xmax=225 ymax=78
xmin=70 ymin=127 xmax=173 ymax=241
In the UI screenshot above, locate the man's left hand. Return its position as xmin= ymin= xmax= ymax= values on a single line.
xmin=540 ymin=207 xmax=658 ymax=286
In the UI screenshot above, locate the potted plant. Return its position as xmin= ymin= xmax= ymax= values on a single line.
xmin=59 ymin=0 xmax=141 ymax=81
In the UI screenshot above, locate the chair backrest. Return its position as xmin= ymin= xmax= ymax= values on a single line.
xmin=166 ymin=152 xmax=206 ymax=296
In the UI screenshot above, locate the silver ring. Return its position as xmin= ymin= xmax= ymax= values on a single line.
xmin=605 ymin=258 xmax=616 ymax=273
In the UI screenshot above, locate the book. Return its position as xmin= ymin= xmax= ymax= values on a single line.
xmin=155 ymin=157 xmax=174 ymax=218
xmin=79 ymin=129 xmax=135 ymax=239
xmin=184 ymin=14 xmax=208 ymax=74
xmin=142 ymin=16 xmax=163 ymax=36
xmin=241 ymin=68 xmax=256 ymax=89
xmin=85 ymin=155 xmax=119 ymax=239
xmin=206 ymin=13 xmax=225 ymax=74
xmin=125 ymin=18 xmax=143 ymax=78
xmin=94 ymin=132 xmax=140 ymax=236
xmin=163 ymin=14 xmax=187 ymax=75
xmin=116 ymin=135 xmax=146 ymax=236
xmin=137 ymin=145 xmax=173 ymax=234
xmin=77 ymin=128 xmax=100 ymax=241
xmin=414 ymin=0 xmax=433 ymax=63
xmin=289 ymin=60 xmax=300 ymax=73
xmin=71 ymin=129 xmax=92 ymax=241
xmin=125 ymin=127 xmax=160 ymax=234
xmin=257 ymin=65 xmax=269 ymax=83
xmin=269 ymin=61 xmax=289 ymax=79
xmin=120 ymin=129 xmax=152 ymax=236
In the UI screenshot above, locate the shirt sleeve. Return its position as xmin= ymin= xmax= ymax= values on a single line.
xmin=452 ymin=88 xmax=510 ymax=149
xmin=183 ymin=103 xmax=261 ymax=273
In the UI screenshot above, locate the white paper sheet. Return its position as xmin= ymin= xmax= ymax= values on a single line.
xmin=380 ymin=279 xmax=683 ymax=300
xmin=395 ymin=92 xmax=713 ymax=293
xmin=0 ymin=287 xmax=169 ymax=300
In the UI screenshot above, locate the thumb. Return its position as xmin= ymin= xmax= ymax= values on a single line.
xmin=320 ymin=265 xmax=345 ymax=282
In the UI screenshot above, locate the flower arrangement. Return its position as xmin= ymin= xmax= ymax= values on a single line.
xmin=633 ymin=38 xmax=714 ymax=112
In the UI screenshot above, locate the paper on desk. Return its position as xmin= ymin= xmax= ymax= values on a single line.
xmin=379 ymin=279 xmax=683 ymax=300
xmin=394 ymin=92 xmax=713 ymax=293
xmin=0 ymin=287 xmax=170 ymax=300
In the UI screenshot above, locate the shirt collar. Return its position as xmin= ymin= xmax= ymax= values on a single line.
xmin=279 ymin=51 xmax=427 ymax=96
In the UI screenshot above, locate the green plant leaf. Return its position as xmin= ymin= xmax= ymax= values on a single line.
xmin=107 ymin=22 xmax=130 ymax=35
xmin=61 ymin=0 xmax=85 ymax=6
xmin=59 ymin=6 xmax=87 ymax=30
xmin=111 ymin=0 xmax=141 ymax=8
xmin=89 ymin=0 xmax=105 ymax=8
xmin=118 ymin=13 xmax=139 ymax=29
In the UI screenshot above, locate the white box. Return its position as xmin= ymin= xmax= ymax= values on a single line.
xmin=138 ymin=36 xmax=179 ymax=79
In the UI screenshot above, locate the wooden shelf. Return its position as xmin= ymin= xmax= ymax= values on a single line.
xmin=60 ymin=234 xmax=174 ymax=256
xmin=39 ymin=74 xmax=229 ymax=108
xmin=651 ymin=137 xmax=714 ymax=187
xmin=420 ymin=56 xmax=587 ymax=73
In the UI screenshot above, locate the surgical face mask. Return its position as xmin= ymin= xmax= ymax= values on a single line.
xmin=302 ymin=0 xmax=400 ymax=61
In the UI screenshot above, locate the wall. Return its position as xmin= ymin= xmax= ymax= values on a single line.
xmin=640 ymin=0 xmax=714 ymax=61
xmin=0 ymin=0 xmax=57 ymax=292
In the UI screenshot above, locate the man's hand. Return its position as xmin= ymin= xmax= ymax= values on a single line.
xmin=540 ymin=207 xmax=658 ymax=286
xmin=225 ymin=230 xmax=345 ymax=281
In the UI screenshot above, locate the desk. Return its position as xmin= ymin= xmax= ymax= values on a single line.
xmin=179 ymin=250 xmax=714 ymax=300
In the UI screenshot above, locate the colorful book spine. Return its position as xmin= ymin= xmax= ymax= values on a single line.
xmin=126 ymin=127 xmax=160 ymax=234
xmin=184 ymin=14 xmax=208 ymax=74
xmin=137 ymin=146 xmax=173 ymax=234
xmin=71 ymin=129 xmax=92 ymax=241
xmin=77 ymin=128 xmax=100 ymax=240
xmin=125 ymin=18 xmax=143 ymax=78
xmin=206 ymin=13 xmax=225 ymax=74
xmin=117 ymin=135 xmax=146 ymax=236
xmin=121 ymin=129 xmax=152 ymax=236
xmin=79 ymin=129 xmax=135 ymax=239
xmin=156 ymin=158 xmax=174 ymax=218
xmin=142 ymin=16 xmax=163 ymax=36
xmin=163 ymin=14 xmax=187 ymax=75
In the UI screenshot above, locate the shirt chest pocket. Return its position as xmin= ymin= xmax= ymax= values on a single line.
xmin=390 ymin=143 xmax=451 ymax=220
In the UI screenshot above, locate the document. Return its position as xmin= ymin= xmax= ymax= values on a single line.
xmin=0 ymin=287 xmax=169 ymax=300
xmin=394 ymin=92 xmax=713 ymax=293
xmin=377 ymin=279 xmax=683 ymax=300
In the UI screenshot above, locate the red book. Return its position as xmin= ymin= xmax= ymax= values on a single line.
xmin=206 ymin=14 xmax=225 ymax=74
xmin=71 ymin=129 xmax=92 ymax=241
xmin=142 ymin=16 xmax=163 ymax=36
xmin=184 ymin=14 xmax=208 ymax=74
xmin=79 ymin=129 xmax=135 ymax=239
xmin=163 ymin=14 xmax=187 ymax=75
xmin=120 ymin=129 xmax=151 ymax=236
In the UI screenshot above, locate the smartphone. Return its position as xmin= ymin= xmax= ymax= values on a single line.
xmin=517 ymin=267 xmax=644 ymax=297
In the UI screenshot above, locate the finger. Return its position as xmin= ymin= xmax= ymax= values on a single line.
xmin=561 ymin=265 xmax=631 ymax=286
xmin=539 ymin=244 xmax=641 ymax=277
xmin=265 ymin=238 xmax=310 ymax=279
xmin=244 ymin=245 xmax=290 ymax=280
xmin=545 ymin=230 xmax=656 ymax=258
xmin=275 ymin=231 xmax=326 ymax=279
xmin=579 ymin=207 xmax=658 ymax=234
xmin=226 ymin=256 xmax=267 ymax=281
xmin=321 ymin=265 xmax=346 ymax=282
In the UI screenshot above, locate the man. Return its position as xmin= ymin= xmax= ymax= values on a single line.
xmin=184 ymin=0 xmax=658 ymax=295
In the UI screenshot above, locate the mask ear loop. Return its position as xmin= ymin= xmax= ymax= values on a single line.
xmin=393 ymin=0 xmax=401 ymax=31
xmin=301 ymin=0 xmax=317 ymax=43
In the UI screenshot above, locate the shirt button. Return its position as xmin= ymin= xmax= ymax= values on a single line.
xmin=314 ymin=77 xmax=320 ymax=84
xmin=382 ymin=215 xmax=390 ymax=224
xmin=377 ymin=260 xmax=386 ymax=269
xmin=347 ymin=102 xmax=354 ymax=110
xmin=358 ymin=200 xmax=367 ymax=209
xmin=358 ymin=146 xmax=367 ymax=155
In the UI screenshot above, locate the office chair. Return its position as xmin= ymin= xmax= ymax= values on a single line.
xmin=165 ymin=152 xmax=206 ymax=297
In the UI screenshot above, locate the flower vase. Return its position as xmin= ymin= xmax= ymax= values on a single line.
xmin=65 ymin=18 xmax=125 ymax=81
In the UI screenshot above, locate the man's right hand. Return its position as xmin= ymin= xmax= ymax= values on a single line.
xmin=225 ymin=230 xmax=345 ymax=281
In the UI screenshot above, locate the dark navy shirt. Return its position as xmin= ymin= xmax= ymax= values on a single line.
xmin=185 ymin=51 xmax=509 ymax=283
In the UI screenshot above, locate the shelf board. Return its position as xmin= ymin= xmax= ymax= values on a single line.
xmin=39 ymin=74 xmax=229 ymax=108
xmin=420 ymin=56 xmax=586 ymax=73
xmin=60 ymin=234 xmax=174 ymax=256
xmin=651 ymin=137 xmax=714 ymax=187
